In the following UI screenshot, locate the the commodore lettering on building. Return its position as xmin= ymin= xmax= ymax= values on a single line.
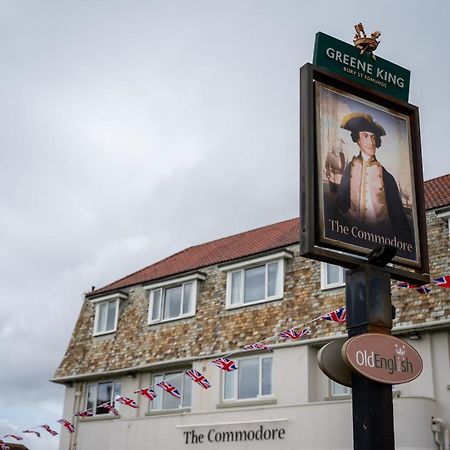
xmin=183 ymin=426 xmax=286 ymax=445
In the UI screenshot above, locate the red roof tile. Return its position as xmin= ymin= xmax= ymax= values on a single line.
xmin=89 ymin=174 xmax=449 ymax=297
xmin=424 ymin=173 xmax=450 ymax=210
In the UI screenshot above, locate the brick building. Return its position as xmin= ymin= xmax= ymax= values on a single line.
xmin=53 ymin=174 xmax=450 ymax=450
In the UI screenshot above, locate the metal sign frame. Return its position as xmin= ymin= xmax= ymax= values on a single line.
xmin=300 ymin=63 xmax=429 ymax=284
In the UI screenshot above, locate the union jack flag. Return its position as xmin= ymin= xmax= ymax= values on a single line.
xmin=74 ymin=410 xmax=93 ymax=417
xmin=2 ymin=435 xmax=22 ymax=441
xmin=0 ymin=441 xmax=10 ymax=450
xmin=157 ymin=381 xmax=182 ymax=399
xmin=134 ymin=387 xmax=157 ymax=401
xmin=397 ymin=282 xmax=431 ymax=294
xmin=40 ymin=425 xmax=58 ymax=436
xmin=211 ymin=357 xmax=238 ymax=372
xmin=115 ymin=396 xmax=139 ymax=408
xmin=23 ymin=430 xmax=41 ymax=438
xmin=415 ymin=286 xmax=431 ymax=294
xmin=397 ymin=282 xmax=419 ymax=288
xmin=432 ymin=275 xmax=450 ymax=288
xmin=98 ymin=402 xmax=120 ymax=416
xmin=185 ymin=369 xmax=211 ymax=389
xmin=57 ymin=419 xmax=75 ymax=433
xmin=322 ymin=306 xmax=347 ymax=323
xmin=279 ymin=327 xmax=311 ymax=340
xmin=243 ymin=342 xmax=273 ymax=352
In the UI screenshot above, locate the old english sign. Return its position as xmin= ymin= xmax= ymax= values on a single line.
xmin=342 ymin=333 xmax=423 ymax=384
xmin=313 ymin=32 xmax=410 ymax=101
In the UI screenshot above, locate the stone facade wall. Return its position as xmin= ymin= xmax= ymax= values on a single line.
xmin=54 ymin=210 xmax=449 ymax=379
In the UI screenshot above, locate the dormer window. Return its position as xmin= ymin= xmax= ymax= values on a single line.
xmin=92 ymin=293 xmax=127 ymax=336
xmin=320 ymin=263 xmax=346 ymax=290
xmin=221 ymin=251 xmax=292 ymax=309
xmin=146 ymin=273 xmax=206 ymax=324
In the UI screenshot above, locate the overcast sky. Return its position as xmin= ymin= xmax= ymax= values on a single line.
xmin=1 ymin=1 xmax=449 ymax=449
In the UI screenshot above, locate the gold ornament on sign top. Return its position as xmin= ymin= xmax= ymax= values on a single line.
xmin=353 ymin=23 xmax=381 ymax=59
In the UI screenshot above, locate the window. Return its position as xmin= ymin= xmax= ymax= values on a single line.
xmin=86 ymin=381 xmax=122 ymax=415
xmin=150 ymin=370 xmax=192 ymax=411
xmin=92 ymin=293 xmax=126 ymax=336
xmin=330 ymin=381 xmax=351 ymax=398
xmin=437 ymin=209 xmax=450 ymax=238
xmin=147 ymin=273 xmax=205 ymax=324
xmin=321 ymin=263 xmax=346 ymax=290
xmin=223 ymin=356 xmax=273 ymax=401
xmin=222 ymin=251 xmax=291 ymax=308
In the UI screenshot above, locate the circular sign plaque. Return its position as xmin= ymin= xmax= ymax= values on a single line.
xmin=342 ymin=333 xmax=423 ymax=384
xmin=318 ymin=340 xmax=352 ymax=387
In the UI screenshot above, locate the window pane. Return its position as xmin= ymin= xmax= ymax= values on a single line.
xmin=261 ymin=357 xmax=273 ymax=396
xmin=244 ymin=266 xmax=265 ymax=303
xmin=267 ymin=262 xmax=279 ymax=297
xmin=86 ymin=384 xmax=96 ymax=411
xmin=230 ymin=271 xmax=241 ymax=305
xmin=224 ymin=371 xmax=236 ymax=400
xmin=105 ymin=301 xmax=117 ymax=331
xmin=96 ymin=382 xmax=113 ymax=414
xmin=164 ymin=286 xmax=182 ymax=319
xmin=162 ymin=373 xmax=182 ymax=410
xmin=114 ymin=382 xmax=121 ymax=399
xmin=326 ymin=264 xmax=341 ymax=285
xmin=332 ymin=381 xmax=351 ymax=396
xmin=182 ymin=283 xmax=193 ymax=315
xmin=182 ymin=373 xmax=192 ymax=407
xmin=152 ymin=375 xmax=163 ymax=410
xmin=97 ymin=303 xmax=107 ymax=332
xmin=151 ymin=290 xmax=161 ymax=321
xmin=238 ymin=358 xmax=259 ymax=399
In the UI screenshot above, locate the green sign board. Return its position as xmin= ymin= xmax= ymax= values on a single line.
xmin=313 ymin=32 xmax=410 ymax=101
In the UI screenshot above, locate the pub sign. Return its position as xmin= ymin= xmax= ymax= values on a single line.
xmin=300 ymin=41 xmax=429 ymax=281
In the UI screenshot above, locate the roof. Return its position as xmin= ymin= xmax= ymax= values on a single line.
xmin=90 ymin=218 xmax=299 ymax=296
xmin=90 ymin=174 xmax=449 ymax=297
xmin=424 ymin=173 xmax=450 ymax=210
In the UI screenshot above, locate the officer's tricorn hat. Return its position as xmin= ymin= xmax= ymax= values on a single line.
xmin=341 ymin=112 xmax=386 ymax=138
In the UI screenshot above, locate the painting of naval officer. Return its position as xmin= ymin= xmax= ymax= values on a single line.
xmin=316 ymin=83 xmax=418 ymax=263
xmin=336 ymin=112 xmax=412 ymax=243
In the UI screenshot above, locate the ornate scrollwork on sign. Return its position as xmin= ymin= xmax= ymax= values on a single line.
xmin=353 ymin=23 xmax=381 ymax=59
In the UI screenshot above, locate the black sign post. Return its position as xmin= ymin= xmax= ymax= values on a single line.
xmin=346 ymin=263 xmax=394 ymax=450
xmin=300 ymin=30 xmax=430 ymax=450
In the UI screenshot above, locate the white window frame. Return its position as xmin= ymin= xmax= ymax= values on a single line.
xmin=92 ymin=293 xmax=126 ymax=336
xmin=330 ymin=380 xmax=351 ymax=398
xmin=321 ymin=262 xmax=346 ymax=290
xmin=149 ymin=369 xmax=192 ymax=412
xmin=437 ymin=209 xmax=450 ymax=239
xmin=221 ymin=251 xmax=292 ymax=309
xmin=145 ymin=273 xmax=206 ymax=325
xmin=85 ymin=380 xmax=122 ymax=416
xmin=222 ymin=355 xmax=273 ymax=402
